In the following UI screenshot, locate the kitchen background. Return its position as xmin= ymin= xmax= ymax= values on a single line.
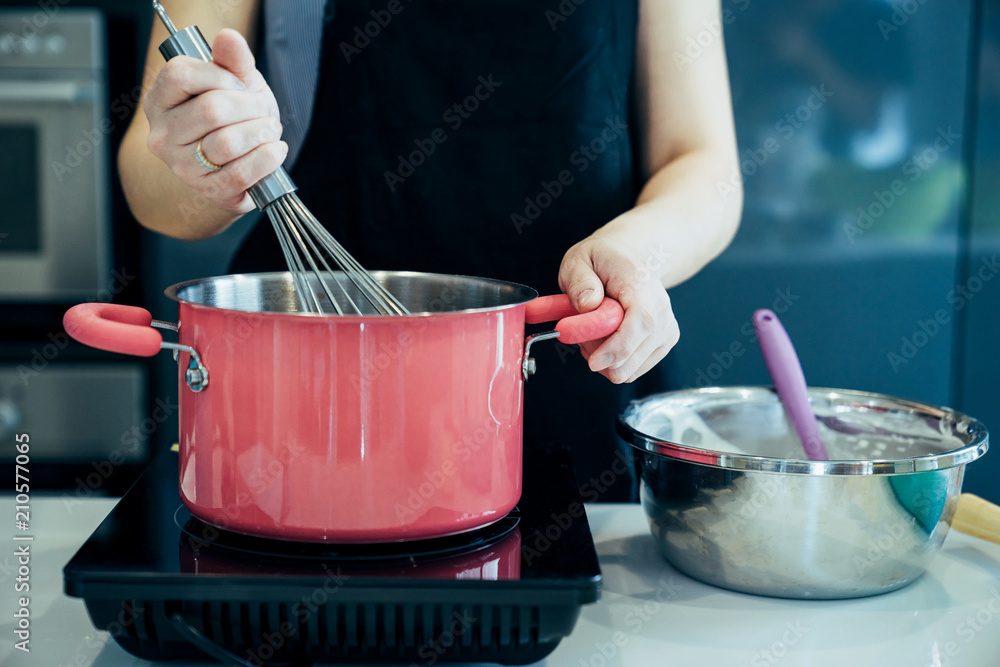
xmin=1 ymin=0 xmax=997 ymax=503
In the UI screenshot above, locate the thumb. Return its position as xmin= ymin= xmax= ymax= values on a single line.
xmin=212 ymin=29 xmax=259 ymax=88
xmin=559 ymin=249 xmax=605 ymax=313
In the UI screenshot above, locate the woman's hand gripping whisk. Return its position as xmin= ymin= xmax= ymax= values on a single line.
xmin=149 ymin=2 xmax=407 ymax=315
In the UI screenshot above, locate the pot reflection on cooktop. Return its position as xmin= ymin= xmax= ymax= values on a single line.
xmin=177 ymin=510 xmax=522 ymax=580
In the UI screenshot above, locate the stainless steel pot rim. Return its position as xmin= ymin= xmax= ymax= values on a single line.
xmin=164 ymin=270 xmax=540 ymax=317
xmin=617 ymin=386 xmax=989 ymax=476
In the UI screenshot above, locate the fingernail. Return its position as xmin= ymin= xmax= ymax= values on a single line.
xmin=592 ymin=353 xmax=614 ymax=371
xmin=577 ymin=289 xmax=594 ymax=308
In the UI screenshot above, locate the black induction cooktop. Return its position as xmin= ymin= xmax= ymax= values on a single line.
xmin=64 ymin=446 xmax=602 ymax=665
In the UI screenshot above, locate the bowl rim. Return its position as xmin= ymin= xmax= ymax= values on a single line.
xmin=617 ymin=386 xmax=989 ymax=476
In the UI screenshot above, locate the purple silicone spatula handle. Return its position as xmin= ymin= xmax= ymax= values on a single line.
xmin=754 ymin=309 xmax=829 ymax=460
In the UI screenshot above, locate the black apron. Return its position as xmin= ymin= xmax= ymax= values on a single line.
xmin=234 ymin=0 xmax=655 ymax=500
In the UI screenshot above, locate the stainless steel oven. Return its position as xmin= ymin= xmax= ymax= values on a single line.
xmin=0 ymin=8 xmax=149 ymax=490
xmin=0 ymin=8 xmax=109 ymax=300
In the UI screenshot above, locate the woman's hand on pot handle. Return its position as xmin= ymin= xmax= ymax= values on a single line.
xmin=558 ymin=235 xmax=679 ymax=384
xmin=143 ymin=29 xmax=286 ymax=217
xmin=551 ymin=0 xmax=745 ymax=383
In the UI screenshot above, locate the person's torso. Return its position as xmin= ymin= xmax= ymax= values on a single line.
xmin=239 ymin=0 xmax=648 ymax=502
xmin=236 ymin=0 xmax=641 ymax=296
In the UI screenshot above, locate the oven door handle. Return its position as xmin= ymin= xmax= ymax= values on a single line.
xmin=0 ymin=81 xmax=96 ymax=105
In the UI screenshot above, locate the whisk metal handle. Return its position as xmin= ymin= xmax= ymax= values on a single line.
xmin=153 ymin=2 xmax=297 ymax=210
xmin=247 ymin=168 xmax=296 ymax=210
xmin=157 ymin=25 xmax=212 ymax=62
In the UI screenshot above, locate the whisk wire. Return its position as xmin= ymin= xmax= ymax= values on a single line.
xmin=268 ymin=209 xmax=325 ymax=313
xmin=272 ymin=206 xmax=332 ymax=313
xmin=277 ymin=198 xmax=364 ymax=314
xmin=264 ymin=194 xmax=408 ymax=316
xmin=288 ymin=197 xmax=410 ymax=316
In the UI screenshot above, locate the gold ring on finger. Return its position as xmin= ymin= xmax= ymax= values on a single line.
xmin=194 ymin=140 xmax=222 ymax=173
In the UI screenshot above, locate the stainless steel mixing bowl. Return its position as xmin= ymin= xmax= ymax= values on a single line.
xmin=616 ymin=387 xmax=989 ymax=599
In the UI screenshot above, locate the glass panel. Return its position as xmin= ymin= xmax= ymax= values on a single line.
xmin=957 ymin=0 xmax=1000 ymax=504
xmin=0 ymin=125 xmax=41 ymax=252
xmin=665 ymin=0 xmax=973 ymax=412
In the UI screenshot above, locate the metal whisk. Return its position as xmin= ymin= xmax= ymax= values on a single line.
xmin=265 ymin=194 xmax=409 ymax=315
xmin=153 ymin=2 xmax=408 ymax=315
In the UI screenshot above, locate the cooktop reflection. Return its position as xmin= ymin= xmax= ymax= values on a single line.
xmin=65 ymin=446 xmax=602 ymax=665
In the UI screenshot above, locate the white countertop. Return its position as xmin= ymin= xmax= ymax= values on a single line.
xmin=1 ymin=497 xmax=999 ymax=667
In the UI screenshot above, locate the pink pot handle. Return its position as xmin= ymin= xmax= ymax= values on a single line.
xmin=525 ymin=294 xmax=624 ymax=345
xmin=63 ymin=303 xmax=163 ymax=357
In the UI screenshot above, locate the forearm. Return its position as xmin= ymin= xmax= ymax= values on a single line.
xmin=118 ymin=0 xmax=268 ymax=241
xmin=595 ymin=148 xmax=743 ymax=289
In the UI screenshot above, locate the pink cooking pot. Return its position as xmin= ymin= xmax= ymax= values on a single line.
xmin=64 ymin=271 xmax=622 ymax=543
